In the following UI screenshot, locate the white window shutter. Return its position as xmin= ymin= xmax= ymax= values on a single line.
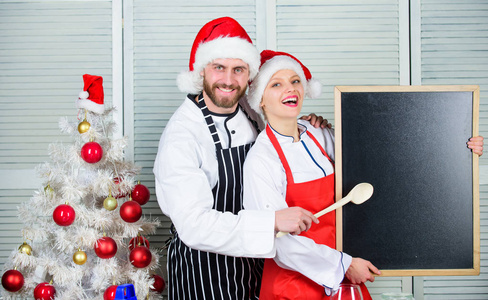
xmin=0 ymin=0 xmax=114 ymax=267
xmin=275 ymin=0 xmax=407 ymax=124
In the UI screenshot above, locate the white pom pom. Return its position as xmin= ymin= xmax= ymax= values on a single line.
xmin=177 ymin=70 xmax=203 ymax=94
xmin=306 ymin=78 xmax=322 ymax=99
xmin=79 ymin=91 xmax=89 ymax=99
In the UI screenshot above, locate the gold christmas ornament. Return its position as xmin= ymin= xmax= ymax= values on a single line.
xmin=73 ymin=249 xmax=87 ymax=265
xmin=44 ymin=183 xmax=54 ymax=196
xmin=18 ymin=242 xmax=32 ymax=255
xmin=78 ymin=119 xmax=91 ymax=134
xmin=103 ymin=194 xmax=118 ymax=211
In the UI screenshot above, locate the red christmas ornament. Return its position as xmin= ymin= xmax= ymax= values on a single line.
xmin=119 ymin=200 xmax=142 ymax=223
xmin=131 ymin=183 xmax=150 ymax=205
xmin=128 ymin=235 xmax=150 ymax=251
xmin=113 ymin=177 xmax=128 ymax=199
xmin=103 ymin=285 xmax=118 ymax=300
xmin=81 ymin=141 xmax=103 ymax=163
xmin=94 ymin=237 xmax=118 ymax=259
xmin=1 ymin=269 xmax=24 ymax=292
xmin=129 ymin=246 xmax=152 ymax=268
xmin=52 ymin=204 xmax=75 ymax=226
xmin=150 ymin=274 xmax=166 ymax=293
xmin=34 ymin=282 xmax=56 ymax=300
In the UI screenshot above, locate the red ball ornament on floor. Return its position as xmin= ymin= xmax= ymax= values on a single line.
xmin=94 ymin=237 xmax=118 ymax=259
xmin=34 ymin=282 xmax=56 ymax=300
xmin=131 ymin=183 xmax=150 ymax=205
xmin=1 ymin=269 xmax=24 ymax=292
xmin=128 ymin=235 xmax=150 ymax=251
xmin=150 ymin=274 xmax=166 ymax=293
xmin=129 ymin=246 xmax=152 ymax=268
xmin=103 ymin=285 xmax=118 ymax=300
xmin=52 ymin=204 xmax=76 ymax=226
xmin=81 ymin=141 xmax=103 ymax=163
xmin=120 ymin=200 xmax=142 ymax=223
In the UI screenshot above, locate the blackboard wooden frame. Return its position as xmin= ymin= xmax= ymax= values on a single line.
xmin=334 ymin=85 xmax=480 ymax=277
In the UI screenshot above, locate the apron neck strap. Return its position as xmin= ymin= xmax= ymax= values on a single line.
xmin=306 ymin=131 xmax=334 ymax=166
xmin=266 ymin=124 xmax=295 ymax=184
xmin=266 ymin=124 xmax=334 ymax=184
xmin=196 ymin=94 xmax=223 ymax=151
xmin=196 ymin=93 xmax=260 ymax=150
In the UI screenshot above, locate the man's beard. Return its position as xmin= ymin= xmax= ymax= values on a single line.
xmin=203 ymin=80 xmax=247 ymax=109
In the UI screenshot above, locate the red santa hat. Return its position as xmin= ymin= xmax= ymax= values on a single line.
xmin=177 ymin=17 xmax=260 ymax=94
xmin=247 ymin=50 xmax=322 ymax=115
xmin=77 ymin=74 xmax=104 ymax=114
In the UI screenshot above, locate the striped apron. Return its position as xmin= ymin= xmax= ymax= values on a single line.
xmin=167 ymin=95 xmax=263 ymax=300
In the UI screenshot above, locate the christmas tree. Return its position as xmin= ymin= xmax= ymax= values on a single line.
xmin=1 ymin=75 xmax=165 ymax=300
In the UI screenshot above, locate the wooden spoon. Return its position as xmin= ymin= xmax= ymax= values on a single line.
xmin=276 ymin=183 xmax=374 ymax=238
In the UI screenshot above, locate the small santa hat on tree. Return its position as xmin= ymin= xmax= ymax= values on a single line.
xmin=247 ymin=50 xmax=322 ymax=115
xmin=177 ymin=16 xmax=260 ymax=94
xmin=77 ymin=74 xmax=104 ymax=114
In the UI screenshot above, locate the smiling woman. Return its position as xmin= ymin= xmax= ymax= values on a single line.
xmin=243 ymin=50 xmax=380 ymax=300
xmin=260 ymin=69 xmax=305 ymax=139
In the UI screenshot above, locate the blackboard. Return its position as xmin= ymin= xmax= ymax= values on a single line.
xmin=334 ymin=86 xmax=480 ymax=276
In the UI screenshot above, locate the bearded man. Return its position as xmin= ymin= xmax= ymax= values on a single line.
xmin=153 ymin=17 xmax=322 ymax=300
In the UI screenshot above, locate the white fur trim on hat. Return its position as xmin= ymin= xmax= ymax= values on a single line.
xmin=177 ymin=70 xmax=203 ymax=95
xmin=77 ymin=90 xmax=104 ymax=114
xmin=248 ymin=56 xmax=322 ymax=116
xmin=76 ymin=99 xmax=105 ymax=114
xmin=177 ymin=36 xmax=260 ymax=94
xmin=306 ymin=78 xmax=322 ymax=99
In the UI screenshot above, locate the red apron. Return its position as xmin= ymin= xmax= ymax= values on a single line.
xmin=259 ymin=125 xmax=371 ymax=300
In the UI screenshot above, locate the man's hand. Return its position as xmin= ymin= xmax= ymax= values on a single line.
xmin=467 ymin=136 xmax=484 ymax=156
xmin=274 ymin=207 xmax=319 ymax=235
xmin=299 ymin=113 xmax=332 ymax=129
xmin=345 ymin=257 xmax=381 ymax=284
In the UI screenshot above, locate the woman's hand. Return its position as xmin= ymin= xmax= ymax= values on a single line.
xmin=274 ymin=207 xmax=319 ymax=235
xmin=345 ymin=257 xmax=381 ymax=284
